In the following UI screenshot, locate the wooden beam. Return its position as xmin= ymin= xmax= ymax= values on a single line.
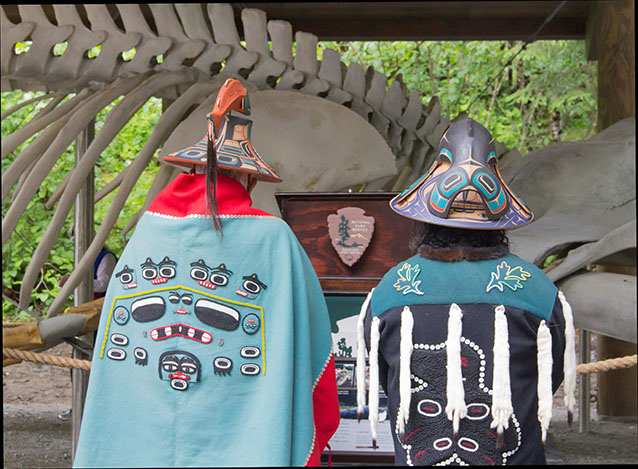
xmin=2 ymin=3 xmax=590 ymax=41
xmin=233 ymin=2 xmax=590 ymax=40
xmin=254 ymin=16 xmax=586 ymax=41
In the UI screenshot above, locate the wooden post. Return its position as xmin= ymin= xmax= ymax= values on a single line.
xmin=587 ymin=0 xmax=635 ymax=130
xmin=578 ymin=329 xmax=591 ymax=433
xmin=71 ymin=120 xmax=95 ymax=460
xmin=585 ymin=0 xmax=636 ymax=418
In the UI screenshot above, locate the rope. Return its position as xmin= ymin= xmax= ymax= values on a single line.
xmin=576 ymin=354 xmax=637 ymax=375
xmin=2 ymin=348 xmax=636 ymax=376
xmin=2 ymin=322 xmax=29 ymax=328
xmin=3 ymin=348 xmax=92 ymax=371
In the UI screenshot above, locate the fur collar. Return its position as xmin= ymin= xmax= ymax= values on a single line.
xmin=418 ymin=243 xmax=509 ymax=262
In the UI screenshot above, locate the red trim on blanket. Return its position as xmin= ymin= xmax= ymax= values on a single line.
xmin=306 ymin=355 xmax=341 ymax=467
xmin=147 ymin=173 xmax=273 ymax=218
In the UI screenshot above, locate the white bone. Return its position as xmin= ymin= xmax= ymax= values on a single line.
xmin=2 ymin=115 xmax=71 ymax=201
xmin=46 ymin=79 xmax=216 ymax=317
xmin=148 ymin=4 xmax=205 ymax=73
xmin=117 ymin=4 xmax=172 ymax=76
xmin=4 ymin=76 xmax=148 ymax=251
xmin=9 ymin=6 xmax=73 ymax=82
xmin=1 ymin=87 xmax=94 ymax=159
xmin=44 ymin=5 xmax=108 ymax=87
xmin=0 ymin=8 xmax=35 ymax=76
xmin=172 ymin=4 xmax=231 ymax=77
xmin=1 ymin=3 xmax=455 ymax=315
xmin=242 ymin=9 xmax=286 ymax=89
xmin=318 ymin=49 xmax=352 ymax=106
xmin=19 ymin=72 xmax=198 ymax=310
xmin=0 ymin=91 xmax=57 ymax=122
xmin=208 ymin=3 xmax=258 ymax=75
xmin=78 ymin=5 xmax=142 ymax=85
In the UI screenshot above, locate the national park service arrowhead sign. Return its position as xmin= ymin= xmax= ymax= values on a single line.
xmin=327 ymin=207 xmax=375 ymax=267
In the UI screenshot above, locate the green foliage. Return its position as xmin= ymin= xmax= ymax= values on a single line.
xmin=94 ymin=97 xmax=163 ymax=254
xmin=2 ymin=90 xmax=77 ymax=319
xmin=14 ymin=41 xmax=31 ymax=54
xmin=122 ymin=47 xmax=136 ymax=61
xmin=87 ymin=44 xmax=101 ymax=59
xmin=53 ymin=42 xmax=69 ymax=56
xmin=318 ymin=40 xmax=597 ymax=154
xmin=542 ymin=253 xmax=560 ymax=269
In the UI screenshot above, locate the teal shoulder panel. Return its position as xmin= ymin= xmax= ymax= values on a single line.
xmin=370 ymin=253 xmax=557 ymax=321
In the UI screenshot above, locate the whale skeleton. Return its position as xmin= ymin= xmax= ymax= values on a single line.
xmin=1 ymin=4 xmax=634 ymax=349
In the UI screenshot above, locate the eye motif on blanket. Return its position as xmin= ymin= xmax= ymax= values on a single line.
xmin=190 ymin=260 xmax=233 ymax=291
xmin=103 ymin=262 xmax=268 ymax=390
xmin=242 ymin=314 xmax=261 ymax=335
xmin=235 ymin=273 xmax=267 ymax=300
xmin=115 ymin=265 xmax=137 ymax=290
xmin=141 ymin=256 xmax=178 ymax=285
xmin=134 ymin=347 xmax=148 ymax=366
xmin=402 ymin=341 xmax=521 ymax=465
xmin=113 ymin=306 xmax=130 ymax=325
xmin=131 ymin=296 xmax=167 ymax=323
xmin=168 ymin=291 xmax=193 ymax=315
xmin=159 ymin=350 xmax=202 ymax=391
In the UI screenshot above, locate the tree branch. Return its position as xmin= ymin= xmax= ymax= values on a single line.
xmin=348 ymin=41 xmax=367 ymax=68
xmin=485 ymin=68 xmax=509 ymax=129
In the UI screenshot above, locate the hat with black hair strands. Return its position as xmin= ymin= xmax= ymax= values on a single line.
xmin=162 ymin=78 xmax=282 ymax=183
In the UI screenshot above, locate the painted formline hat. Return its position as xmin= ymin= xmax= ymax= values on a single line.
xmin=390 ymin=118 xmax=533 ymax=230
xmin=162 ymin=78 xmax=282 ymax=183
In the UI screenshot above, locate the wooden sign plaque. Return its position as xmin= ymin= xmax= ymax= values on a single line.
xmin=275 ymin=192 xmax=420 ymax=295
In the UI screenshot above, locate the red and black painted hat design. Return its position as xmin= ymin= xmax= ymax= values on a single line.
xmin=390 ymin=118 xmax=533 ymax=230
xmin=162 ymin=78 xmax=282 ymax=183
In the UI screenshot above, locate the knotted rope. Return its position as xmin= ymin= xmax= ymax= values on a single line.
xmin=3 ymin=348 xmax=92 ymax=371
xmin=3 ymin=347 xmax=636 ymax=376
xmin=576 ymin=354 xmax=637 ymax=375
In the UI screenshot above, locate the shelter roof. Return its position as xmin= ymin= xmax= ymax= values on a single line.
xmin=2 ymin=2 xmax=591 ymax=42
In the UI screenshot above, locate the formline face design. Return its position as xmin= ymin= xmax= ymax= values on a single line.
xmin=401 ymin=340 xmax=521 ymax=465
xmin=390 ymin=118 xmax=533 ymax=230
xmin=101 ymin=255 xmax=268 ymax=394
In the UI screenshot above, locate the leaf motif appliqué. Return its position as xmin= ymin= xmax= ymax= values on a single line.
xmin=486 ymin=261 xmax=531 ymax=293
xmin=394 ymin=262 xmax=425 ymax=295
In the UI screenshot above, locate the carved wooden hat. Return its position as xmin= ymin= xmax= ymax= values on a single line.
xmin=390 ymin=118 xmax=533 ymax=229
xmin=162 ymin=78 xmax=282 ymax=183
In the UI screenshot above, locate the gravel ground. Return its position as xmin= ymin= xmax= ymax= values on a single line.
xmin=3 ymin=343 xmax=637 ymax=467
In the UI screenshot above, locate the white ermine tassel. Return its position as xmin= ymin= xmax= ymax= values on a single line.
xmin=537 ymin=320 xmax=553 ymax=446
xmin=445 ymin=303 xmax=466 ymax=441
xmin=490 ymin=305 xmax=513 ymax=449
xmin=356 ymin=288 xmax=375 ymax=421
xmin=398 ymin=305 xmax=414 ymax=441
xmin=369 ymin=316 xmax=381 ymax=448
xmin=558 ymin=291 xmax=577 ymax=427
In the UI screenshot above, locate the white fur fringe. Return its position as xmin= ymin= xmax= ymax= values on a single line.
xmin=536 ymin=320 xmax=553 ymax=444
xmin=445 ymin=303 xmax=466 ymax=437
xmin=398 ymin=305 xmax=414 ymax=440
xmin=490 ymin=305 xmax=513 ymax=440
xmin=356 ymin=288 xmax=375 ymax=417
xmin=369 ymin=316 xmax=381 ymax=447
xmin=558 ymin=291 xmax=577 ymax=420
